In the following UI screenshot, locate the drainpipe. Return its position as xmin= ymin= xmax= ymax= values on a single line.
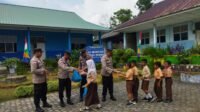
xmin=123 ymin=32 xmax=127 ymax=49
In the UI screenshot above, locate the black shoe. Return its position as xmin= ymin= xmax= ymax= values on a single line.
xmin=43 ymin=102 xmax=52 ymax=108
xmin=126 ymin=102 xmax=133 ymax=106
xmin=148 ymin=97 xmax=154 ymax=102
xmin=60 ymin=101 xmax=66 ymax=107
xmin=35 ymin=107 xmax=44 ymax=112
xmin=110 ymin=96 xmax=117 ymax=101
xmin=142 ymin=97 xmax=148 ymax=100
xmin=102 ymin=97 xmax=106 ymax=102
xmin=67 ymin=99 xmax=74 ymax=105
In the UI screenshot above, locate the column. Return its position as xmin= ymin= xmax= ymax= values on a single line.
xmin=123 ymin=32 xmax=127 ymax=49
xmin=153 ymin=24 xmax=157 ymax=47
xmin=67 ymin=31 xmax=71 ymax=52
xmin=107 ymin=40 xmax=112 ymax=49
xmin=98 ymin=32 xmax=102 ymax=46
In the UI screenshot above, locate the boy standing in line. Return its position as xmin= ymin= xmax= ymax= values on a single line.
xmin=131 ymin=60 xmax=139 ymax=103
xmin=141 ymin=59 xmax=153 ymax=101
xmin=152 ymin=62 xmax=163 ymax=102
xmin=163 ymin=61 xmax=173 ymax=103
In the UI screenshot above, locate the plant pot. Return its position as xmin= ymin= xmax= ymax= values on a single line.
xmin=9 ymin=67 xmax=16 ymax=74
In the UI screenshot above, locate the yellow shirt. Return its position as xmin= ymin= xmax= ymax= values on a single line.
xmin=125 ymin=69 xmax=134 ymax=80
xmin=163 ymin=67 xmax=173 ymax=78
xmin=154 ymin=68 xmax=163 ymax=79
xmin=142 ymin=65 xmax=151 ymax=79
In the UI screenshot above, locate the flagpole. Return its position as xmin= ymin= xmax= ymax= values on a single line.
xmin=137 ymin=31 xmax=142 ymax=61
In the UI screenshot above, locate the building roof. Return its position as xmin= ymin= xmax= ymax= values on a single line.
xmin=115 ymin=0 xmax=200 ymax=30
xmin=102 ymin=31 xmax=120 ymax=39
xmin=0 ymin=3 xmax=109 ymax=31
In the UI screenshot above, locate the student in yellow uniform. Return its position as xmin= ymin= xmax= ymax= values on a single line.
xmin=118 ymin=62 xmax=136 ymax=105
xmin=151 ymin=62 xmax=163 ymax=102
xmin=141 ymin=59 xmax=153 ymax=101
xmin=163 ymin=61 xmax=173 ymax=103
xmin=131 ymin=60 xmax=139 ymax=103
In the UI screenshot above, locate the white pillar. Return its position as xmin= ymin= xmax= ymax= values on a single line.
xmin=107 ymin=41 xmax=112 ymax=49
xmin=123 ymin=32 xmax=127 ymax=49
xmin=153 ymin=24 xmax=157 ymax=47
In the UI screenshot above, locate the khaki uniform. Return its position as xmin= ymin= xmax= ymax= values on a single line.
xmin=101 ymin=54 xmax=115 ymax=97
xmin=141 ymin=65 xmax=151 ymax=91
xmin=101 ymin=55 xmax=114 ymax=77
xmin=30 ymin=56 xmax=48 ymax=108
xmin=58 ymin=57 xmax=74 ymax=79
xmin=30 ymin=56 xmax=46 ymax=84
xmin=163 ymin=67 xmax=173 ymax=101
xmin=154 ymin=68 xmax=163 ymax=100
xmin=132 ymin=66 xmax=139 ymax=101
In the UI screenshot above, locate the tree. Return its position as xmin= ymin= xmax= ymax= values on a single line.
xmin=110 ymin=9 xmax=133 ymax=28
xmin=136 ymin=0 xmax=153 ymax=14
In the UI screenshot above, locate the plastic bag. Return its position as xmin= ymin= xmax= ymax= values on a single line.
xmin=71 ymin=70 xmax=82 ymax=82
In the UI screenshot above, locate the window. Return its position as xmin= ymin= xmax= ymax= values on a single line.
xmin=157 ymin=29 xmax=166 ymax=43
xmin=141 ymin=32 xmax=150 ymax=45
xmin=0 ymin=36 xmax=17 ymax=53
xmin=173 ymin=25 xmax=188 ymax=41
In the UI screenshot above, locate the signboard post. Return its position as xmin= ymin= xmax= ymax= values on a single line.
xmin=86 ymin=46 xmax=104 ymax=63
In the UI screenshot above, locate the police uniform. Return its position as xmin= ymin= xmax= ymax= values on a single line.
xmin=58 ymin=57 xmax=74 ymax=103
xmin=30 ymin=56 xmax=47 ymax=108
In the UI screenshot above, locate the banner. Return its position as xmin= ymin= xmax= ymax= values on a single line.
xmin=86 ymin=46 xmax=104 ymax=63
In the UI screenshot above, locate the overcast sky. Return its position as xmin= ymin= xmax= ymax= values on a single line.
xmin=0 ymin=0 xmax=163 ymax=27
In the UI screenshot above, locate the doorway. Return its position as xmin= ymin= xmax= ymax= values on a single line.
xmin=31 ymin=37 xmax=46 ymax=60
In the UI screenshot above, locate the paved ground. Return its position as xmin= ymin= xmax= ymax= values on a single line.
xmin=0 ymin=78 xmax=200 ymax=112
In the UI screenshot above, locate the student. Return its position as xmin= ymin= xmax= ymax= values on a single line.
xmin=163 ymin=61 xmax=173 ymax=103
xmin=30 ymin=48 xmax=52 ymax=112
xmin=131 ymin=60 xmax=139 ymax=103
xmin=152 ymin=62 xmax=163 ymax=102
xmin=141 ymin=59 xmax=153 ymax=101
xmin=80 ymin=57 xmax=101 ymax=111
xmin=119 ymin=62 xmax=135 ymax=105
xmin=58 ymin=51 xmax=76 ymax=107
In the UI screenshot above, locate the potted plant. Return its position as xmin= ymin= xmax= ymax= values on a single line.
xmin=2 ymin=58 xmax=20 ymax=74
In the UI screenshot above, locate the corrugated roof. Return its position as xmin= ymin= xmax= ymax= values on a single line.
xmin=0 ymin=3 xmax=109 ymax=31
xmin=115 ymin=0 xmax=200 ymax=30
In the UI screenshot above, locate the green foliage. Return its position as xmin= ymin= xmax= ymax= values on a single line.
xmin=16 ymin=62 xmax=29 ymax=75
xmin=190 ymin=55 xmax=200 ymax=65
xmin=96 ymin=63 xmax=101 ymax=70
xmin=136 ymin=0 xmax=153 ymax=13
xmin=47 ymin=81 xmax=58 ymax=92
xmin=164 ymin=55 xmax=179 ymax=64
xmin=188 ymin=45 xmax=200 ymax=55
xmin=70 ymin=50 xmax=80 ymax=67
xmin=142 ymin=47 xmax=167 ymax=59
xmin=2 ymin=58 xmax=20 ymax=68
xmin=110 ymin=9 xmax=133 ymax=28
xmin=43 ymin=58 xmax=57 ymax=71
xmin=112 ymin=49 xmax=135 ymax=67
xmin=177 ymin=51 xmax=190 ymax=64
xmin=15 ymin=85 xmax=33 ymax=97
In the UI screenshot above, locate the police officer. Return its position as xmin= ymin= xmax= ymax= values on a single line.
xmin=58 ymin=51 xmax=76 ymax=107
xmin=78 ymin=50 xmax=91 ymax=102
xmin=101 ymin=49 xmax=119 ymax=102
xmin=30 ymin=48 xmax=52 ymax=112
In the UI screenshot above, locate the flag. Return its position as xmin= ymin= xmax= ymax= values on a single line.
xmin=22 ymin=37 xmax=30 ymax=63
xmin=137 ymin=32 xmax=142 ymax=58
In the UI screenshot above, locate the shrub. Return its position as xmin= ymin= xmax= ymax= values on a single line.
xmin=190 ymin=55 xmax=200 ymax=65
xmin=96 ymin=63 xmax=101 ymax=70
xmin=142 ymin=47 xmax=167 ymax=59
xmin=2 ymin=58 xmax=20 ymax=68
xmin=43 ymin=58 xmax=57 ymax=71
xmin=16 ymin=61 xmax=29 ymax=75
xmin=189 ymin=45 xmax=200 ymax=55
xmin=15 ymin=85 xmax=33 ymax=97
xmin=70 ymin=50 xmax=80 ymax=67
xmin=164 ymin=55 xmax=179 ymax=64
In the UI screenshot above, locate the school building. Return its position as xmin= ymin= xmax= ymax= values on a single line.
xmin=101 ymin=0 xmax=200 ymax=51
xmin=0 ymin=3 xmax=108 ymax=60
